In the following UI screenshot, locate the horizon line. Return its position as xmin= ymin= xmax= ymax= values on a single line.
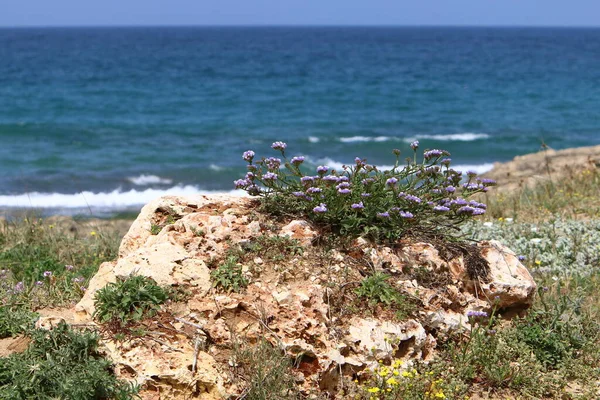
xmin=1 ymin=23 xmax=600 ymax=29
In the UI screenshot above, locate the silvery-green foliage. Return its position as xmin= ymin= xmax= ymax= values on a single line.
xmin=463 ymin=219 xmax=600 ymax=276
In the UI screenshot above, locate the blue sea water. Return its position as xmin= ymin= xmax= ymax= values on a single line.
xmin=1 ymin=27 xmax=599 ymax=215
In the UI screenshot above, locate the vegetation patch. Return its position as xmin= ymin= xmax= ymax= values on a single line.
xmin=93 ymin=275 xmax=168 ymax=329
xmin=234 ymin=142 xmax=495 ymax=244
xmin=210 ymin=256 xmax=249 ymax=293
xmin=0 ymin=322 xmax=139 ymax=400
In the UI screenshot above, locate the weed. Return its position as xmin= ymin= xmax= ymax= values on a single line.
xmin=0 ymin=322 xmax=139 ymax=399
xmin=210 ymin=256 xmax=248 ymax=293
xmin=93 ymin=275 xmax=168 ymax=327
xmin=243 ymin=235 xmax=303 ymax=261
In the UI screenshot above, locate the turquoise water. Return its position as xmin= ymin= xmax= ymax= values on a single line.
xmin=1 ymin=27 xmax=599 ymax=214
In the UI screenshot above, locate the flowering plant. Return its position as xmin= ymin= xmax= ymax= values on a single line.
xmin=235 ymin=141 xmax=494 ymax=242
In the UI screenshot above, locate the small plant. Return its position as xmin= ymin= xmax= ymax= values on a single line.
xmin=356 ymin=272 xmax=403 ymax=306
xmin=190 ymin=226 xmax=205 ymax=237
xmin=231 ymin=339 xmax=300 ymax=400
xmin=234 ymin=142 xmax=494 ymax=243
xmin=0 ymin=306 xmax=38 ymax=338
xmin=150 ymin=223 xmax=161 ymax=235
xmin=93 ymin=275 xmax=168 ymax=327
xmin=211 ymin=256 xmax=248 ymax=293
xmin=0 ymin=322 xmax=139 ymax=399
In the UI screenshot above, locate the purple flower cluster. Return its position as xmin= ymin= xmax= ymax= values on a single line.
xmin=234 ymin=141 xmax=492 ymax=239
xmin=467 ymin=310 xmax=489 ymax=318
xmin=271 ymin=141 xmax=287 ymax=151
xmin=242 ymin=150 xmax=255 ymax=162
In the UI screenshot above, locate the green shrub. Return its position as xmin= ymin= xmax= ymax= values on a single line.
xmin=235 ymin=142 xmax=494 ymax=243
xmin=0 ymin=322 xmax=139 ymax=399
xmin=93 ymin=275 xmax=168 ymax=327
xmin=210 ymin=256 xmax=248 ymax=293
xmin=0 ymin=306 xmax=38 ymax=339
xmin=355 ymin=273 xmax=414 ymax=320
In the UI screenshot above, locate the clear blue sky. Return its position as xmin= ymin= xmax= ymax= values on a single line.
xmin=2 ymin=0 xmax=599 ymax=27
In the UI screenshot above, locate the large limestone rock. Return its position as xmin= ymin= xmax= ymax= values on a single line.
xmin=73 ymin=195 xmax=536 ymax=399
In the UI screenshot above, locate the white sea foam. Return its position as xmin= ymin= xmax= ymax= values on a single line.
xmin=452 ymin=163 xmax=495 ymax=174
xmin=308 ymin=136 xmax=320 ymax=143
xmin=127 ymin=175 xmax=173 ymax=186
xmin=306 ymin=157 xmax=493 ymax=175
xmin=339 ymin=136 xmax=391 ymax=143
xmin=209 ymin=164 xmax=225 ymax=171
xmin=404 ymin=133 xmax=490 ymax=142
xmin=0 ymin=186 xmax=245 ymax=209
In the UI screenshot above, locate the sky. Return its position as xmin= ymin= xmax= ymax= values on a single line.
xmin=1 ymin=0 xmax=599 ymax=27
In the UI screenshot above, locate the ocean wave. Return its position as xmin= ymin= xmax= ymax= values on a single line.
xmin=339 ymin=136 xmax=391 ymax=143
xmin=0 ymin=186 xmax=244 ymax=209
xmin=405 ymin=133 xmax=490 ymax=142
xmin=305 ymin=157 xmax=493 ymax=175
xmin=451 ymin=163 xmax=495 ymax=174
xmin=209 ymin=164 xmax=225 ymax=171
xmin=308 ymin=136 xmax=320 ymax=143
xmin=127 ymin=174 xmax=173 ymax=186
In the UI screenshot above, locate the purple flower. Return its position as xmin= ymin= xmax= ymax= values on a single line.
xmin=445 ymin=186 xmax=456 ymax=193
xmin=336 ymin=182 xmax=350 ymax=189
xmin=361 ymin=193 xmax=371 ymax=197
xmin=307 ymin=187 xmax=322 ymax=194
xmin=431 ymin=188 xmax=441 ymax=194
xmin=472 ymin=208 xmax=486 ymax=216
xmin=292 ymin=191 xmax=305 ymax=198
xmin=247 ymin=185 xmax=261 ymax=196
xmin=65 ymin=264 xmax=74 ymax=271
xmin=361 ymin=178 xmax=375 ymax=185
xmin=466 ymin=170 xmax=478 ymax=177
xmin=351 ymin=202 xmax=364 ymax=210
xmin=433 ymin=205 xmax=450 ymax=212
xmin=313 ymin=203 xmax=328 ymax=213
xmin=467 ymin=310 xmax=488 ymax=318
xmin=242 ymin=150 xmax=255 ymax=162
xmin=518 ymin=255 xmax=526 ymax=261
xmin=410 ymin=140 xmax=419 ymax=150
xmin=338 ymin=188 xmax=351 ymax=195
xmin=266 ymin=157 xmax=281 ymax=170
xmin=263 ymin=172 xmax=278 ymax=181
xmin=322 ymin=175 xmax=339 ymax=183
xmin=404 ymin=194 xmax=422 ymax=203
xmin=441 ymin=158 xmax=451 ymax=166
xmin=72 ymin=277 xmax=85 ymax=283
xmin=271 ymin=141 xmax=287 ymax=151
xmin=463 ymin=183 xmax=479 ymax=190
xmin=480 ymin=178 xmax=497 ymax=186
xmin=399 ymin=211 xmax=414 ymax=218
xmin=452 ymin=198 xmax=468 ymax=206
xmin=386 ymin=177 xmax=398 ymax=186
xmin=423 ymin=149 xmax=444 ymax=160
xmin=14 ymin=281 xmax=24 ymax=293
xmin=291 ymin=156 xmax=305 ymax=165
xmin=338 ymin=176 xmax=349 ymax=182
xmin=301 ymin=176 xmax=315 ymax=184
xmin=377 ymin=212 xmax=390 ymax=218
xmin=234 ymin=178 xmax=250 ymax=189
xmin=317 ymin=165 xmax=329 ymax=175
xmin=35 ymin=281 xmax=44 ymax=286
xmin=43 ymin=271 xmax=52 ymax=278
xmin=457 ymin=206 xmax=476 ymax=215
xmin=247 ymin=164 xmax=257 ymax=172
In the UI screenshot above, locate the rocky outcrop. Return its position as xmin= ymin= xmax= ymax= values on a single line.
xmin=73 ymin=195 xmax=536 ymax=399
xmin=485 ymin=144 xmax=600 ymax=192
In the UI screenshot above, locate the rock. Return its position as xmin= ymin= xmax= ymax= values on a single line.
xmin=478 ymin=240 xmax=537 ymax=309
xmin=68 ymin=194 xmax=537 ymax=399
xmin=279 ymin=220 xmax=317 ymax=245
xmin=35 ymin=316 xmax=67 ymax=330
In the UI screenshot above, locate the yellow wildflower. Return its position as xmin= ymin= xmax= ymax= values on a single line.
xmin=386 ymin=377 xmax=398 ymax=386
xmin=90 ymin=231 xmax=97 ymax=236
xmin=367 ymin=387 xmax=380 ymax=393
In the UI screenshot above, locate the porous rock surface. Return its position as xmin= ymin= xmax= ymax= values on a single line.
xmin=74 ymin=195 xmax=536 ymax=399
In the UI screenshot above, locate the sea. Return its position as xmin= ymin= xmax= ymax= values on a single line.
xmin=1 ymin=27 xmax=600 ymax=216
